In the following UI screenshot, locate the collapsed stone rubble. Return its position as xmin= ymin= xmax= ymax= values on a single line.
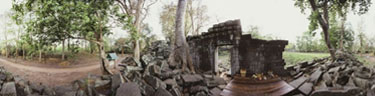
xmin=112 ymin=40 xmax=227 ymax=96
xmin=286 ymin=51 xmax=375 ymax=96
xmin=0 ymin=40 xmax=227 ymax=96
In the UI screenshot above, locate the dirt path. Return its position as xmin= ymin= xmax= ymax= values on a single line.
xmin=0 ymin=58 xmax=102 ymax=87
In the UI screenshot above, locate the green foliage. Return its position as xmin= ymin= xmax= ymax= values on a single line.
xmin=11 ymin=0 xmax=133 ymax=58
xmin=114 ymin=37 xmax=133 ymax=54
xmin=296 ymin=31 xmax=328 ymax=52
xmin=243 ymin=25 xmax=277 ymax=40
xmin=283 ymin=52 xmax=329 ymax=66
xmin=160 ymin=1 xmax=209 ymax=42
xmin=326 ymin=22 xmax=355 ymax=50
xmin=294 ymin=0 xmax=371 ymax=54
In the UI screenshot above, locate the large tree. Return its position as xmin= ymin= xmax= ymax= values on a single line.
xmin=169 ymin=0 xmax=195 ymax=73
xmin=295 ymin=0 xmax=371 ymax=60
xmin=115 ymin=0 xmax=158 ymax=62
xmin=12 ymin=0 xmax=127 ymax=74
xmin=160 ymin=0 xmax=209 ymax=42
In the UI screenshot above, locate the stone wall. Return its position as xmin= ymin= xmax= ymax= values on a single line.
xmin=187 ymin=19 xmax=289 ymax=77
xmin=239 ymin=36 xmax=288 ymax=76
xmin=187 ymin=20 xmax=242 ymax=75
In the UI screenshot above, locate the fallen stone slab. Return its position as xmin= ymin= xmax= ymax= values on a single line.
xmin=210 ymin=87 xmax=222 ymax=96
xmin=1 ymin=82 xmax=17 ymax=96
xmin=144 ymin=75 xmax=166 ymax=90
xmin=181 ymin=74 xmax=203 ymax=86
xmin=116 ymin=83 xmax=142 ymax=96
xmin=189 ymin=85 xmax=209 ymax=94
xmin=298 ymin=82 xmax=313 ymax=95
xmin=311 ymin=87 xmax=362 ymax=96
xmin=309 ymin=67 xmax=323 ymax=84
xmin=289 ymin=76 xmax=308 ymax=88
xmin=112 ymin=74 xmax=124 ymax=90
xmin=204 ymin=76 xmax=226 ymax=88
xmin=154 ymin=88 xmax=173 ymax=96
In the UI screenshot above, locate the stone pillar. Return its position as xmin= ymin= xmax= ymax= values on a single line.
xmin=231 ymin=40 xmax=240 ymax=76
xmin=214 ymin=47 xmax=219 ymax=73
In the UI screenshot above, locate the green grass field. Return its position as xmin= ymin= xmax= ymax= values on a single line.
xmin=283 ymin=52 xmax=330 ymax=67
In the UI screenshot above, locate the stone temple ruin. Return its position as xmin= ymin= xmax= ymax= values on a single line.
xmin=187 ymin=20 xmax=293 ymax=96
xmin=187 ymin=19 xmax=288 ymax=77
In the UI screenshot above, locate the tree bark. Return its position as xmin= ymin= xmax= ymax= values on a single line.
xmin=39 ymin=49 xmax=42 ymax=62
xmin=169 ymin=0 xmax=195 ymax=73
xmin=62 ymin=40 xmax=65 ymax=60
xmin=308 ymin=0 xmax=336 ymax=60
xmin=340 ymin=17 xmax=345 ymax=50
xmin=22 ymin=45 xmax=25 ymax=59
xmin=96 ymin=13 xmax=112 ymax=75
xmin=133 ymin=0 xmax=144 ymax=62
xmin=121 ymin=47 xmax=125 ymax=56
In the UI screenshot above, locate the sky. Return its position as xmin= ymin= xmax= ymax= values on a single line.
xmin=1 ymin=0 xmax=375 ymax=43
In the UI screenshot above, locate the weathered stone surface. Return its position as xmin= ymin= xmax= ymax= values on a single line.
xmin=54 ymin=85 xmax=75 ymax=96
xmin=159 ymin=70 xmax=181 ymax=79
xmin=311 ymin=87 xmax=362 ymax=96
xmin=116 ymin=83 xmax=142 ymax=96
xmin=160 ymin=60 xmax=172 ymax=72
xmin=147 ymin=64 xmax=161 ymax=76
xmin=112 ymin=74 xmax=124 ymax=90
xmin=30 ymin=83 xmax=44 ymax=94
xmin=189 ymin=85 xmax=209 ymax=94
xmin=195 ymin=91 xmax=207 ymax=96
xmin=1 ymin=82 xmax=17 ymax=96
xmin=289 ymin=76 xmax=308 ymax=88
xmin=163 ymin=79 xmax=177 ymax=87
xmin=336 ymin=74 xmax=350 ymax=86
xmin=62 ymin=91 xmax=77 ymax=96
xmin=298 ymin=82 xmax=313 ymax=95
xmin=94 ymin=78 xmax=111 ymax=95
xmin=133 ymin=77 xmax=155 ymax=96
xmin=76 ymin=90 xmax=87 ymax=96
xmin=204 ymin=76 xmax=226 ymax=88
xmin=121 ymin=57 xmax=141 ymax=67
xmin=181 ymin=74 xmax=203 ymax=85
xmin=352 ymin=77 xmax=370 ymax=89
xmin=43 ymin=88 xmax=55 ymax=96
xmin=144 ymin=75 xmax=166 ymax=89
xmin=154 ymin=88 xmax=173 ymax=96
xmin=210 ymin=87 xmax=222 ymax=96
xmin=141 ymin=54 xmax=154 ymax=65
xmin=309 ymin=68 xmax=323 ymax=84
xmin=169 ymin=86 xmax=182 ymax=96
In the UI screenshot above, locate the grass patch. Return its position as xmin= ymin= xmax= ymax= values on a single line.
xmin=283 ymin=52 xmax=330 ymax=67
xmin=354 ymin=54 xmax=374 ymax=67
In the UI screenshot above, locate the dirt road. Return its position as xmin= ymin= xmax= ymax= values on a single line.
xmin=0 ymin=58 xmax=102 ymax=87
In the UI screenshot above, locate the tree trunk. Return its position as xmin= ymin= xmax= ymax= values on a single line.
xmin=188 ymin=0 xmax=196 ymax=35
xmin=96 ymin=13 xmax=112 ymax=75
xmin=133 ymin=40 xmax=140 ymax=61
xmin=121 ymin=47 xmax=125 ymax=56
xmin=339 ymin=17 xmax=345 ymax=50
xmin=133 ymin=0 xmax=144 ymax=62
xmin=4 ymin=33 xmax=8 ymax=58
xmin=97 ymin=42 xmax=112 ymax=75
xmin=22 ymin=45 xmax=25 ymax=59
xmin=169 ymin=0 xmax=195 ymax=73
xmin=308 ymin=0 xmax=336 ymax=60
xmin=39 ymin=49 xmax=42 ymax=62
xmin=62 ymin=40 xmax=65 ymax=60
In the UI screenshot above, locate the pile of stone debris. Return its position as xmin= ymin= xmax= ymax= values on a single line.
xmin=286 ymin=51 xmax=375 ymax=96
xmin=0 ymin=66 xmax=61 ymax=96
xmin=112 ymin=40 xmax=227 ymax=96
xmin=0 ymin=40 xmax=227 ymax=96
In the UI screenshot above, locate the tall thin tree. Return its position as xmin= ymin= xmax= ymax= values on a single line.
xmin=169 ymin=0 xmax=195 ymax=73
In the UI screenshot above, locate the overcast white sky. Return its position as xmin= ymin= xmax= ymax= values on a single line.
xmin=1 ymin=0 xmax=375 ymax=43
